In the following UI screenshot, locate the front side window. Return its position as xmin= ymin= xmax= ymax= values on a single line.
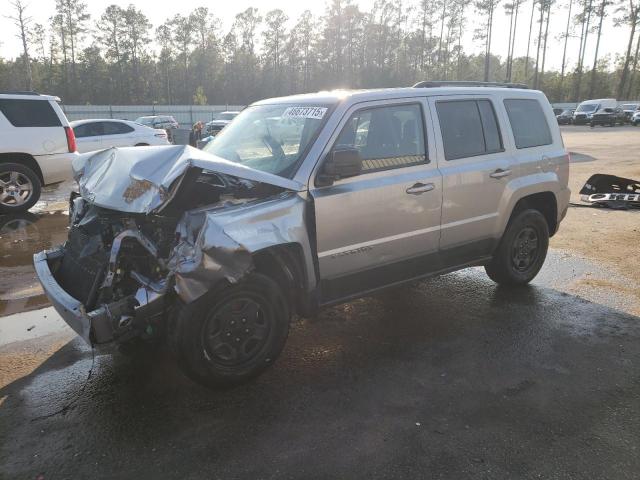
xmin=436 ymin=99 xmax=503 ymax=160
xmin=334 ymin=103 xmax=427 ymax=172
xmin=204 ymin=104 xmax=331 ymax=178
xmin=73 ymin=122 xmax=104 ymax=138
xmin=504 ymin=98 xmax=552 ymax=149
xmin=0 ymin=99 xmax=61 ymax=127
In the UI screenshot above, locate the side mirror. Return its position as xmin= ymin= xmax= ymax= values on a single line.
xmin=317 ymin=146 xmax=362 ymax=186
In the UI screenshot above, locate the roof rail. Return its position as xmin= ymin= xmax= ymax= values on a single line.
xmin=412 ymin=81 xmax=529 ymax=89
xmin=0 ymin=90 xmax=41 ymax=96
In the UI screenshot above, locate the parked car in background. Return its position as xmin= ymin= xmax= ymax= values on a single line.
xmin=0 ymin=91 xmax=78 ymax=213
xmin=135 ymin=115 xmax=179 ymax=143
xmin=553 ymin=108 xmax=564 ymax=116
xmin=589 ymin=107 xmax=626 ymax=127
xmin=620 ymin=103 xmax=640 ymax=122
xmin=135 ymin=115 xmax=179 ymax=130
xmin=71 ymin=119 xmax=170 ymax=153
xmin=556 ymin=108 xmax=574 ymax=125
xmin=205 ymin=111 xmax=241 ymax=136
xmin=631 ymin=111 xmax=640 ymax=126
xmin=35 ymin=82 xmax=570 ymax=388
xmin=573 ymin=99 xmax=617 ymax=124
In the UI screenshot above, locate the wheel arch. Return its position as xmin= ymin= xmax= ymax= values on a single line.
xmin=252 ymin=243 xmax=313 ymax=316
xmin=509 ymin=191 xmax=558 ymax=236
xmin=0 ymin=153 xmax=44 ymax=185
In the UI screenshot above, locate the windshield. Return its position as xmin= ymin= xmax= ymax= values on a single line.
xmin=136 ymin=117 xmax=152 ymax=125
xmin=204 ymin=104 xmax=331 ymax=178
xmin=218 ymin=112 xmax=238 ymax=121
xmin=576 ymin=103 xmax=598 ymax=113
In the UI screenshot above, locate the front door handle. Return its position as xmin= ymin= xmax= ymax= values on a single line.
xmin=490 ymin=168 xmax=512 ymax=179
xmin=406 ymin=182 xmax=435 ymax=195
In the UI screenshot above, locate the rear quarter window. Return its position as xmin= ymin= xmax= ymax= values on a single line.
xmin=504 ymin=98 xmax=552 ymax=149
xmin=103 ymin=122 xmax=134 ymax=135
xmin=0 ymin=99 xmax=62 ymax=127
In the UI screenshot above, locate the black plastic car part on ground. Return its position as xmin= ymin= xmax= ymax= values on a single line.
xmin=579 ymin=173 xmax=640 ymax=209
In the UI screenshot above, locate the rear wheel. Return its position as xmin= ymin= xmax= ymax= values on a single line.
xmin=485 ymin=209 xmax=549 ymax=286
xmin=168 ymin=273 xmax=290 ymax=388
xmin=0 ymin=163 xmax=41 ymax=213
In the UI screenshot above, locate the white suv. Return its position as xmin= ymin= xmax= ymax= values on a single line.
xmin=0 ymin=92 xmax=78 ymax=212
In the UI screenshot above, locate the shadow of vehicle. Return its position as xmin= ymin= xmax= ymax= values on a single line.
xmin=1 ymin=268 xmax=640 ymax=479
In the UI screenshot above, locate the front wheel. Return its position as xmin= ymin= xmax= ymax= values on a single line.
xmin=485 ymin=209 xmax=549 ymax=286
xmin=168 ymin=273 xmax=290 ymax=388
xmin=0 ymin=163 xmax=41 ymax=213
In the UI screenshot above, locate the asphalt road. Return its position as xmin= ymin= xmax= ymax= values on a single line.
xmin=1 ymin=249 xmax=640 ymax=479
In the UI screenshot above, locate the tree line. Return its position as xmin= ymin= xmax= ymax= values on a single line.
xmin=3 ymin=0 xmax=640 ymax=105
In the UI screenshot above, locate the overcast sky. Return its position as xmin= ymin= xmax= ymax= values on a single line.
xmin=0 ymin=0 xmax=628 ymax=73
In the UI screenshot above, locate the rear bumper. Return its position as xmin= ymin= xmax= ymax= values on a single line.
xmin=557 ymin=187 xmax=571 ymax=226
xmin=33 ymin=248 xmax=116 ymax=345
xmin=589 ymin=118 xmax=614 ymax=125
xmin=34 ymin=151 xmax=79 ymax=185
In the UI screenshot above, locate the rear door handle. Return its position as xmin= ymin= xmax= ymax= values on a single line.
xmin=490 ymin=168 xmax=512 ymax=179
xmin=406 ymin=182 xmax=435 ymax=195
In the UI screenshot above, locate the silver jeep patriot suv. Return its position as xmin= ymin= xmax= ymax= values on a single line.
xmin=34 ymin=82 xmax=570 ymax=388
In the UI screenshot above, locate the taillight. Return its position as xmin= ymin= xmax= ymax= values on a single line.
xmin=65 ymin=126 xmax=77 ymax=152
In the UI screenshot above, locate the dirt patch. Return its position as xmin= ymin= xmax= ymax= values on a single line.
xmin=552 ymin=127 xmax=640 ymax=311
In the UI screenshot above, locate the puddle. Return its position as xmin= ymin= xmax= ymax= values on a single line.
xmin=0 ymin=211 xmax=69 ymax=316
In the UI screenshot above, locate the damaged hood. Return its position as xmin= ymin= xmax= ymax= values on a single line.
xmin=72 ymin=145 xmax=304 ymax=214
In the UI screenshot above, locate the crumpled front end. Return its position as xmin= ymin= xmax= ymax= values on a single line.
xmin=35 ymin=147 xmax=312 ymax=346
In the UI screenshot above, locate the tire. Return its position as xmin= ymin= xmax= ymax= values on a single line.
xmin=485 ymin=209 xmax=549 ymax=286
xmin=0 ymin=163 xmax=41 ymax=213
xmin=167 ymin=273 xmax=290 ymax=388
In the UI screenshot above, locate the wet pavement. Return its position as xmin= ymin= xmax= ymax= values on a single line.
xmin=2 ymin=155 xmax=640 ymax=478
xmin=0 ymin=210 xmax=69 ymax=316
xmin=1 ymin=248 xmax=640 ymax=479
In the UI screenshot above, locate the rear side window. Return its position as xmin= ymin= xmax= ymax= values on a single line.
xmin=102 ymin=121 xmax=134 ymax=135
xmin=504 ymin=99 xmax=552 ymax=149
xmin=335 ymin=103 xmax=427 ymax=172
xmin=436 ymin=99 xmax=503 ymax=160
xmin=0 ymin=99 xmax=62 ymax=127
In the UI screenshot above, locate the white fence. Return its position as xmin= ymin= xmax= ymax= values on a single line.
xmin=60 ymin=104 xmax=246 ymax=127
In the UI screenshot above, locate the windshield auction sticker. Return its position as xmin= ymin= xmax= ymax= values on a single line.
xmin=282 ymin=106 xmax=328 ymax=120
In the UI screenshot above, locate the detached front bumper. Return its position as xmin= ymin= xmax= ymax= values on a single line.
xmin=33 ymin=248 xmax=131 ymax=345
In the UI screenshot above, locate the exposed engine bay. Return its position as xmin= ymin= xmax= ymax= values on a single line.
xmin=48 ymin=166 xmax=290 ymax=344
